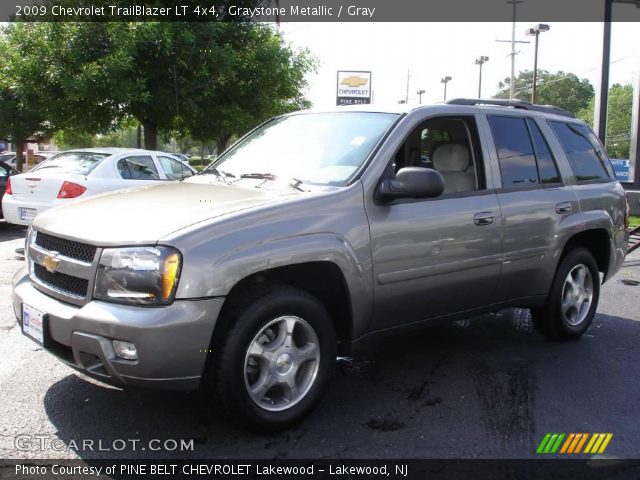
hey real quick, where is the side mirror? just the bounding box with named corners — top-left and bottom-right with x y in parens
top-left (379, 167), bottom-right (445, 200)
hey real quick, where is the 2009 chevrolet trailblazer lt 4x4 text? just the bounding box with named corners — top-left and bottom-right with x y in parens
top-left (13, 99), bottom-right (629, 430)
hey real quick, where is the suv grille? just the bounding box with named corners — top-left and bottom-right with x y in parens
top-left (35, 232), bottom-right (96, 263)
top-left (33, 263), bottom-right (89, 297)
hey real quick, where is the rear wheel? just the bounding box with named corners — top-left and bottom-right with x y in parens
top-left (532, 247), bottom-right (600, 341)
top-left (209, 284), bottom-right (336, 431)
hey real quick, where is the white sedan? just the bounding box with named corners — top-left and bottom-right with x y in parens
top-left (2, 148), bottom-right (196, 226)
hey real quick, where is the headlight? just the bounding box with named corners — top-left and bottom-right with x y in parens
top-left (94, 246), bottom-right (182, 305)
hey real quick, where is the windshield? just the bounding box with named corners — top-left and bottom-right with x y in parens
top-left (31, 151), bottom-right (110, 175)
top-left (0, 154), bottom-right (15, 162)
top-left (206, 112), bottom-right (398, 185)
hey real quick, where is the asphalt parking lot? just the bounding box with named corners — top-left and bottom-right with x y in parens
top-left (1, 220), bottom-right (639, 461)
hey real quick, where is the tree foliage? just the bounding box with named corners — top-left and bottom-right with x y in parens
top-left (577, 84), bottom-right (634, 159)
top-left (0, 18), bottom-right (315, 154)
top-left (494, 70), bottom-right (594, 115)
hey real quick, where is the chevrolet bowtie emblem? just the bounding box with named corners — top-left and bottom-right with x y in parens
top-left (43, 252), bottom-right (61, 273)
top-left (340, 76), bottom-right (368, 88)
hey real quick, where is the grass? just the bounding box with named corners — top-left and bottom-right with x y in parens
top-left (630, 216), bottom-right (640, 229)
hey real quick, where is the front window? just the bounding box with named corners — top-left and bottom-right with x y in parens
top-left (31, 151), bottom-right (109, 175)
top-left (206, 112), bottom-right (398, 186)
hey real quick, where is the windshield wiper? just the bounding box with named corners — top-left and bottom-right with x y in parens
top-left (240, 172), bottom-right (277, 181)
top-left (198, 168), bottom-right (236, 181)
top-left (240, 173), bottom-right (307, 192)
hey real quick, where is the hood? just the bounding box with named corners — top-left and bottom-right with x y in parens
top-left (33, 180), bottom-right (292, 245)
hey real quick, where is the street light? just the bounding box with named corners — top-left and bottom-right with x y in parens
top-left (416, 89), bottom-right (426, 104)
top-left (441, 76), bottom-right (452, 102)
top-left (474, 56), bottom-right (489, 98)
top-left (526, 23), bottom-right (550, 103)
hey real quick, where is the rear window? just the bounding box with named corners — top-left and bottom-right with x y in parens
top-left (549, 122), bottom-right (612, 182)
top-left (0, 154), bottom-right (15, 162)
top-left (31, 152), bottom-right (109, 175)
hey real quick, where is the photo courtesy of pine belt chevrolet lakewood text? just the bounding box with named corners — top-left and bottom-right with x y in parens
top-left (12, 99), bottom-right (629, 430)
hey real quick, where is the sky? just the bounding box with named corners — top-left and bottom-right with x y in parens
top-left (279, 22), bottom-right (640, 108)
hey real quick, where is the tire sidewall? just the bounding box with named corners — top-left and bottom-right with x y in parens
top-left (219, 288), bottom-right (336, 430)
top-left (548, 248), bottom-right (600, 337)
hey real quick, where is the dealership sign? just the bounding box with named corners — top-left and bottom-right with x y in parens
top-left (336, 71), bottom-right (372, 106)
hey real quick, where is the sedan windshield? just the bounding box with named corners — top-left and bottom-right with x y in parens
top-left (32, 151), bottom-right (110, 175)
top-left (206, 112), bottom-right (398, 186)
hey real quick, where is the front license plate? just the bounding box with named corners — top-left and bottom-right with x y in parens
top-left (19, 208), bottom-right (37, 222)
top-left (22, 304), bottom-right (45, 344)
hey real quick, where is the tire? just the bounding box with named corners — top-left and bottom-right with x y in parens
top-left (532, 247), bottom-right (600, 341)
top-left (209, 284), bottom-right (336, 431)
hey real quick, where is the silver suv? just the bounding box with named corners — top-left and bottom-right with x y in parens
top-left (13, 99), bottom-right (629, 430)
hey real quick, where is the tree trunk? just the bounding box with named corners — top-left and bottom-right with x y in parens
top-left (216, 134), bottom-right (231, 155)
top-left (15, 139), bottom-right (25, 172)
top-left (136, 124), bottom-right (142, 149)
top-left (142, 119), bottom-right (157, 150)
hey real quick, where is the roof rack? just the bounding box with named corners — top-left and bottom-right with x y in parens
top-left (446, 98), bottom-right (576, 118)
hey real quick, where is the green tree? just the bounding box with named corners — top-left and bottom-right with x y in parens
top-left (577, 83), bottom-right (633, 159)
top-left (494, 70), bottom-right (594, 115)
top-left (3, 20), bottom-right (315, 152)
top-left (0, 27), bottom-right (53, 171)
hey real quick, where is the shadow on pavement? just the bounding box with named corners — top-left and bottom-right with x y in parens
top-left (42, 309), bottom-right (640, 460)
top-left (0, 221), bottom-right (27, 242)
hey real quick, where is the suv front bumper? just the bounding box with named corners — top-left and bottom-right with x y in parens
top-left (12, 266), bottom-right (224, 390)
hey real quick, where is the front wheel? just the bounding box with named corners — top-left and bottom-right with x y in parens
top-left (209, 284), bottom-right (336, 431)
top-left (532, 247), bottom-right (600, 341)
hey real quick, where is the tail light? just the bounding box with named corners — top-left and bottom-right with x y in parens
top-left (624, 194), bottom-right (630, 229)
top-left (4, 177), bottom-right (11, 195)
top-left (57, 181), bottom-right (86, 199)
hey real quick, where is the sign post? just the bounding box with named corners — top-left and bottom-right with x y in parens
top-left (336, 71), bottom-right (372, 106)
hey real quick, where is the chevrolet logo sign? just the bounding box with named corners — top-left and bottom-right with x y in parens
top-left (340, 76), bottom-right (368, 88)
top-left (43, 253), bottom-right (60, 273)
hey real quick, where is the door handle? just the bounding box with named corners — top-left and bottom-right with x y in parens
top-left (555, 202), bottom-right (573, 215)
top-left (474, 212), bottom-right (494, 226)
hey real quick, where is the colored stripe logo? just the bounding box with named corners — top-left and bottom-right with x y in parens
top-left (537, 433), bottom-right (613, 454)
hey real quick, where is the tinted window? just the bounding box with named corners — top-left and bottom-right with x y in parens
top-left (549, 121), bottom-right (611, 182)
top-left (158, 156), bottom-right (192, 180)
top-left (117, 156), bottom-right (160, 180)
top-left (527, 119), bottom-right (561, 184)
top-left (489, 116), bottom-right (539, 187)
top-left (0, 163), bottom-right (9, 177)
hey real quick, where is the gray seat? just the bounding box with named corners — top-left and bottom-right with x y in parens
top-left (432, 144), bottom-right (476, 193)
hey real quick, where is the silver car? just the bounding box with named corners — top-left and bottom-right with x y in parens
top-left (12, 100), bottom-right (629, 430)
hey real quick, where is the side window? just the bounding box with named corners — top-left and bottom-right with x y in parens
top-left (392, 116), bottom-right (482, 194)
top-left (0, 164), bottom-right (9, 177)
top-left (526, 119), bottom-right (561, 184)
top-left (117, 156), bottom-right (159, 180)
top-left (488, 116), bottom-right (539, 187)
top-left (549, 121), bottom-right (611, 182)
top-left (158, 156), bottom-right (192, 180)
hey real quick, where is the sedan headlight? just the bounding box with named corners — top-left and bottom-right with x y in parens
top-left (94, 246), bottom-right (182, 305)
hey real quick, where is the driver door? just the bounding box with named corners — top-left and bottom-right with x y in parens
top-left (365, 115), bottom-right (503, 329)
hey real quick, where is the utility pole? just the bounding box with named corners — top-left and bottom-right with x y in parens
top-left (496, 0), bottom-right (528, 99)
top-left (475, 56), bottom-right (489, 98)
top-left (441, 76), bottom-right (452, 102)
top-left (416, 89), bottom-right (426, 104)
top-left (405, 69), bottom-right (410, 104)
top-left (526, 24), bottom-right (550, 103)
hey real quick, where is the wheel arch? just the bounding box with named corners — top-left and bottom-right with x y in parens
top-left (560, 228), bottom-right (612, 282)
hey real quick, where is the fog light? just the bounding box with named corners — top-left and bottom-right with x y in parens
top-left (113, 340), bottom-right (138, 360)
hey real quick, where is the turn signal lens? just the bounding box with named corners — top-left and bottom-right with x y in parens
top-left (57, 181), bottom-right (86, 199)
top-left (162, 252), bottom-right (181, 301)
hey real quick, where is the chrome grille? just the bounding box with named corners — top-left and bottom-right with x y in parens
top-left (35, 232), bottom-right (96, 263)
top-left (33, 264), bottom-right (89, 297)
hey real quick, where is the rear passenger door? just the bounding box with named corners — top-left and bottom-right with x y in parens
top-left (116, 154), bottom-right (165, 188)
top-left (483, 115), bottom-right (579, 301)
top-left (367, 115), bottom-right (503, 329)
